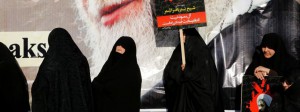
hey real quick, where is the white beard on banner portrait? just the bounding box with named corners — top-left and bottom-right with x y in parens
top-left (75, 0), bottom-right (175, 89)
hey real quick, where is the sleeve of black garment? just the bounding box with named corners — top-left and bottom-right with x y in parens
top-left (163, 52), bottom-right (182, 111)
top-left (283, 55), bottom-right (300, 75)
top-left (183, 50), bottom-right (206, 82)
top-left (0, 61), bottom-right (30, 112)
top-left (65, 61), bottom-right (93, 112)
top-left (268, 69), bottom-right (278, 76)
top-left (78, 60), bottom-right (94, 112)
top-left (126, 71), bottom-right (142, 111)
top-left (245, 49), bottom-right (260, 76)
top-left (163, 45), bottom-right (186, 112)
top-left (32, 71), bottom-right (49, 112)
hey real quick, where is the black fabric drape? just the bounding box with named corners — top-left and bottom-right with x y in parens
top-left (31, 28), bottom-right (93, 112)
top-left (92, 36), bottom-right (142, 112)
top-left (163, 28), bottom-right (224, 112)
top-left (0, 42), bottom-right (30, 112)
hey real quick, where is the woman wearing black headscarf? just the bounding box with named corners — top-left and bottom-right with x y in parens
top-left (281, 69), bottom-right (300, 111)
top-left (0, 42), bottom-right (30, 112)
top-left (163, 28), bottom-right (224, 112)
top-left (31, 28), bottom-right (93, 112)
top-left (92, 36), bottom-right (142, 112)
top-left (269, 69), bottom-right (300, 112)
top-left (244, 33), bottom-right (299, 112)
top-left (245, 33), bottom-right (299, 79)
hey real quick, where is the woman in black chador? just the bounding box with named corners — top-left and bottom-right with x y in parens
top-left (245, 33), bottom-right (299, 79)
top-left (163, 28), bottom-right (224, 112)
top-left (281, 70), bottom-right (300, 112)
top-left (31, 28), bottom-right (93, 112)
top-left (92, 36), bottom-right (142, 112)
top-left (0, 42), bottom-right (30, 112)
top-left (244, 33), bottom-right (299, 112)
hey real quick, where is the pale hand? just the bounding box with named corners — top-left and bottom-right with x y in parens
top-left (181, 64), bottom-right (186, 71)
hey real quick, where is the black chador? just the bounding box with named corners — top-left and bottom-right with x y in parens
top-left (92, 36), bottom-right (142, 112)
top-left (0, 42), bottom-right (30, 112)
top-left (31, 28), bottom-right (93, 112)
top-left (163, 28), bottom-right (224, 112)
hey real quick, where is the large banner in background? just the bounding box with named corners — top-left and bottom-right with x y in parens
top-left (1, 0), bottom-right (300, 111)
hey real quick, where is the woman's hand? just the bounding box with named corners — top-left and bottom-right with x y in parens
top-left (254, 71), bottom-right (266, 80)
top-left (254, 66), bottom-right (270, 80)
top-left (254, 66), bottom-right (270, 75)
top-left (181, 64), bottom-right (185, 71)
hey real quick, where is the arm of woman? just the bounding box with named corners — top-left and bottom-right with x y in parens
top-left (254, 66), bottom-right (278, 76)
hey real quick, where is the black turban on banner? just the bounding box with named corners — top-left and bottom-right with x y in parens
top-left (92, 36), bottom-right (142, 112)
top-left (31, 28), bottom-right (93, 112)
top-left (0, 42), bottom-right (30, 112)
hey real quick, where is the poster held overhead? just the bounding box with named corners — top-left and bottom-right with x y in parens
top-left (155, 0), bottom-right (207, 66)
top-left (155, 0), bottom-right (207, 30)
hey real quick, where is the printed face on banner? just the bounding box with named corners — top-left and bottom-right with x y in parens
top-left (75, 0), bottom-right (176, 92)
top-left (242, 76), bottom-right (283, 112)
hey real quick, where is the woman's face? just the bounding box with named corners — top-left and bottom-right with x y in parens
top-left (282, 81), bottom-right (292, 91)
top-left (262, 47), bottom-right (275, 58)
top-left (116, 45), bottom-right (125, 54)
